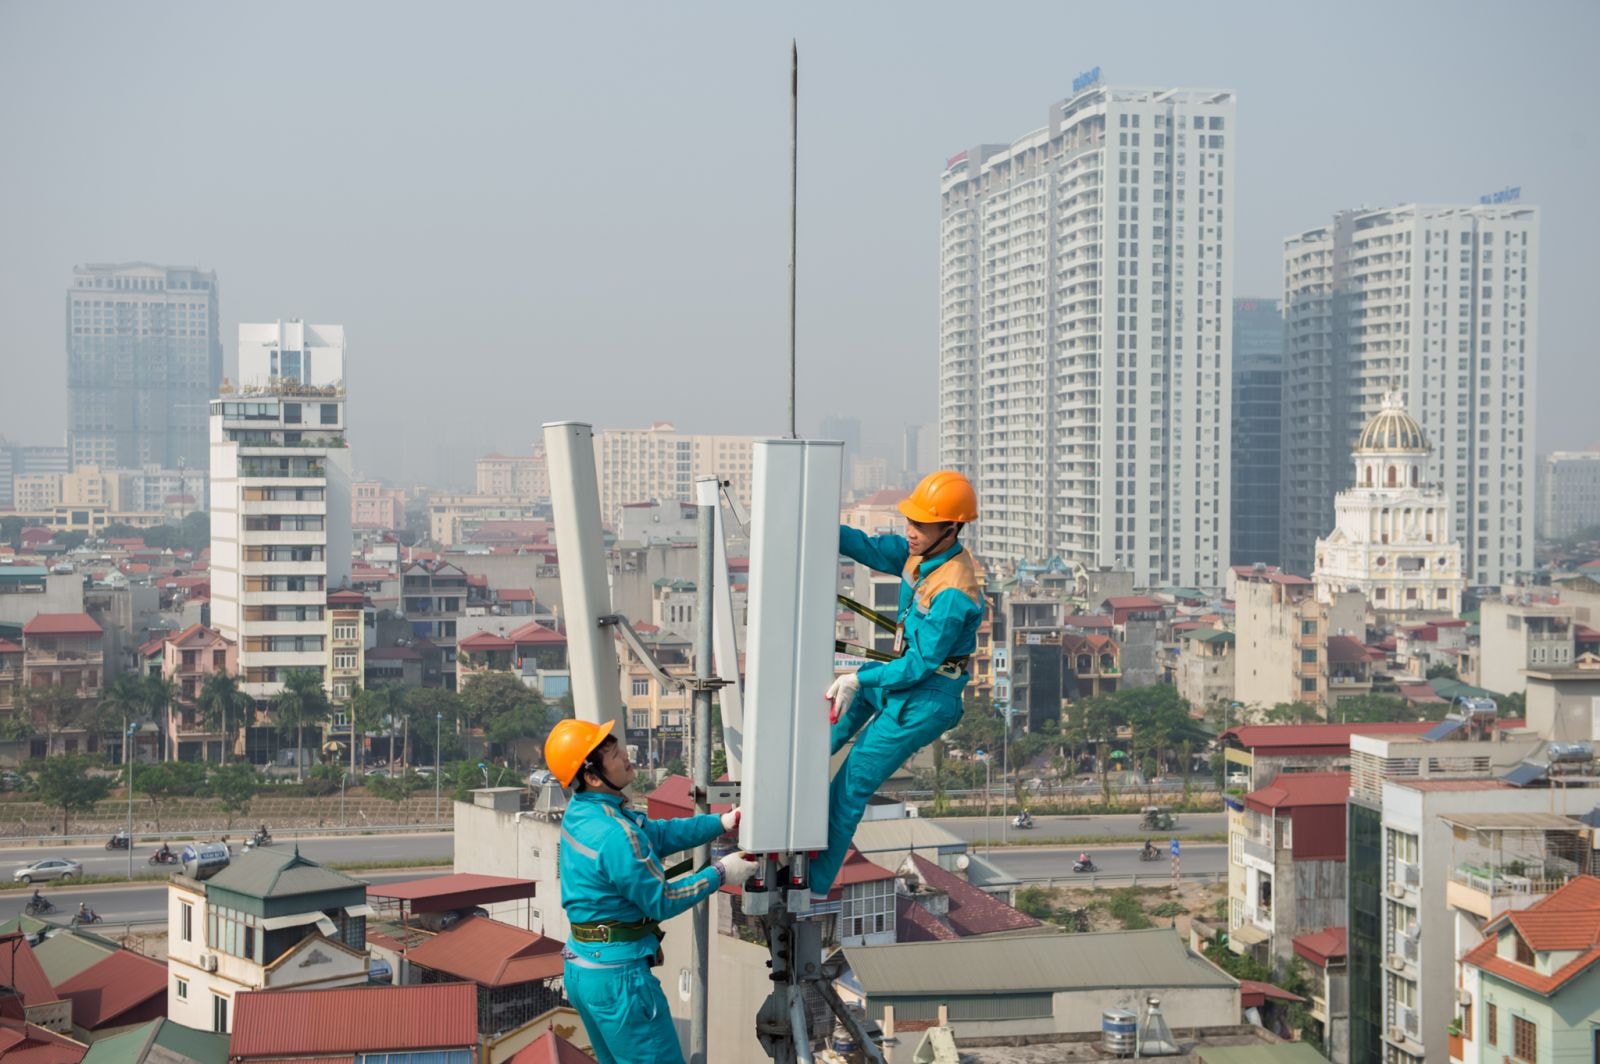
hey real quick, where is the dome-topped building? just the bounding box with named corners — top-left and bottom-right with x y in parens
top-left (1314, 393), bottom-right (1463, 618)
top-left (1355, 393), bottom-right (1429, 453)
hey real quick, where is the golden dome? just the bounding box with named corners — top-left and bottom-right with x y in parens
top-left (1355, 393), bottom-right (1429, 453)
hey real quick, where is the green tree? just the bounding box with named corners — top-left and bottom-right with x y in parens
top-left (19, 685), bottom-right (85, 754)
top-left (404, 686), bottom-right (463, 763)
top-left (198, 670), bottom-right (249, 764)
top-left (271, 669), bottom-right (329, 780)
top-left (53, 530), bottom-right (89, 551)
top-left (141, 674), bottom-right (180, 759)
top-left (368, 772), bottom-right (423, 804)
top-left (346, 685), bottom-right (385, 779)
top-left (1264, 701), bottom-right (1317, 725)
top-left (177, 511), bottom-right (210, 552)
top-left (1426, 662), bottom-right (1460, 681)
top-left (31, 755), bottom-right (112, 835)
top-left (98, 674), bottom-right (149, 761)
top-left (207, 763), bottom-right (261, 827)
top-left (133, 760), bottom-right (207, 832)
top-left (1330, 693), bottom-right (1414, 724)
top-left (1497, 691), bottom-right (1526, 719)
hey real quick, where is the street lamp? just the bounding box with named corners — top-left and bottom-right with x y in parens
top-left (978, 750), bottom-right (992, 856)
top-left (126, 722), bottom-right (138, 880)
top-left (340, 770), bottom-right (349, 827)
top-left (434, 713), bottom-right (442, 823)
top-left (1000, 706), bottom-right (1011, 845)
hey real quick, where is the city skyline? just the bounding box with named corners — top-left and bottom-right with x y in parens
top-left (2, 2), bottom-right (1596, 489)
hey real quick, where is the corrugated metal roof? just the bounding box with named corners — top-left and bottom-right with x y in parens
top-left (1438, 812), bottom-right (1582, 831)
top-left (1241, 771), bottom-right (1349, 813)
top-left (405, 916), bottom-right (563, 987)
top-left (56, 949), bottom-right (166, 1029)
top-left (21, 613), bottom-right (102, 636)
top-left (903, 854), bottom-right (1044, 937)
top-left (845, 928), bottom-right (1237, 996)
top-left (204, 847), bottom-right (364, 901)
top-left (0, 932), bottom-right (61, 1006)
top-left (367, 873), bottom-right (538, 912)
top-left (32, 931), bottom-right (116, 986)
top-left (229, 983), bottom-right (477, 1057)
top-left (80, 1018), bottom-right (228, 1064)
top-left (507, 1031), bottom-right (599, 1064)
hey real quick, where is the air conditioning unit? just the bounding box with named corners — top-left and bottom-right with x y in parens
top-left (1388, 953), bottom-right (1407, 972)
top-left (1388, 881), bottom-right (1408, 899)
top-left (1387, 1026), bottom-right (1406, 1045)
top-left (1456, 987), bottom-right (1473, 1006)
top-left (199, 954), bottom-right (219, 972)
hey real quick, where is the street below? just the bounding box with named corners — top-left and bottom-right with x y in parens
top-left (989, 842), bottom-right (1227, 884)
top-left (929, 811), bottom-right (1225, 845)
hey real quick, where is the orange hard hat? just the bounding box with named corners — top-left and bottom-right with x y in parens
top-left (543, 718), bottom-right (615, 788)
top-left (899, 470), bottom-right (978, 524)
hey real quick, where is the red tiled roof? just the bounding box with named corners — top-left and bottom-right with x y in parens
top-left (367, 873), bottom-right (538, 911)
top-left (1063, 614), bottom-right (1114, 628)
top-left (367, 647), bottom-right (422, 661)
top-left (55, 949), bottom-right (165, 1029)
top-left (1463, 876), bottom-right (1600, 995)
top-left (327, 589), bottom-right (365, 607)
top-left (895, 896), bottom-right (960, 943)
top-left (0, 640), bottom-right (22, 654)
top-left (458, 631), bottom-right (516, 651)
top-left (1105, 596), bottom-right (1164, 609)
top-left (1397, 683), bottom-right (1447, 704)
top-left (509, 622), bottom-right (566, 645)
top-left (1239, 979), bottom-right (1305, 1008)
top-left (646, 774), bottom-right (733, 821)
top-left (1293, 927), bottom-right (1348, 967)
top-left (22, 613), bottom-right (102, 637)
top-left (1326, 635), bottom-right (1375, 664)
top-left (1243, 771), bottom-right (1349, 814)
top-left (508, 1032), bottom-right (599, 1064)
top-left (0, 933), bottom-right (58, 1007)
top-left (405, 917), bottom-right (563, 987)
top-left (229, 983), bottom-right (478, 1057)
top-left (0, 1019), bottom-right (84, 1064)
top-left (905, 854), bottom-right (1042, 937)
top-left (497, 588), bottom-right (535, 602)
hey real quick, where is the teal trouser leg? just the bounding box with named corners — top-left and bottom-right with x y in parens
top-left (810, 692), bottom-right (964, 894)
top-left (565, 957), bottom-right (685, 1064)
top-left (830, 685), bottom-right (883, 755)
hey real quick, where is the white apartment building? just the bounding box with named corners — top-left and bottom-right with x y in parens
top-left (1313, 394), bottom-right (1463, 619)
top-left (1537, 449), bottom-right (1600, 541)
top-left (167, 849), bottom-right (372, 1033)
top-left (940, 84), bottom-right (1236, 588)
top-left (1282, 204), bottom-right (1539, 585)
top-left (210, 321), bottom-right (353, 702)
top-left (593, 423), bottom-right (755, 528)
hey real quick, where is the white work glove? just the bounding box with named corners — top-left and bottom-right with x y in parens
top-left (825, 673), bottom-right (860, 725)
top-left (720, 806), bottom-right (741, 833)
top-left (716, 852), bottom-right (758, 888)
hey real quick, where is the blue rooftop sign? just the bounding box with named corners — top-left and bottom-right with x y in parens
top-left (1479, 186), bottom-right (1521, 205)
top-left (1072, 66), bottom-right (1102, 94)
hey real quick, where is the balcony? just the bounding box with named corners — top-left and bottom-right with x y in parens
top-left (1236, 834), bottom-right (1272, 868)
top-left (1446, 863), bottom-right (1573, 920)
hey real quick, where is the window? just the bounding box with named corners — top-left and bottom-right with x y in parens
top-left (321, 403), bottom-right (339, 425)
top-left (1511, 1015), bottom-right (1535, 1060)
top-left (180, 902), bottom-right (193, 942)
top-left (333, 622), bottom-right (359, 641)
top-left (334, 651), bottom-right (358, 670)
top-left (212, 993), bottom-right (229, 1033)
top-left (1514, 933), bottom-right (1534, 965)
top-left (1486, 1002), bottom-right (1497, 1045)
top-left (176, 977), bottom-right (188, 1000)
top-left (632, 679), bottom-right (649, 697)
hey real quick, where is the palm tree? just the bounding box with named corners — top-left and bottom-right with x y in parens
top-left (99, 675), bottom-right (148, 764)
top-left (18, 684), bottom-right (80, 756)
top-left (198, 671), bottom-right (248, 765)
top-left (272, 669), bottom-right (329, 781)
top-left (347, 685), bottom-right (383, 781)
top-left (141, 674), bottom-right (180, 761)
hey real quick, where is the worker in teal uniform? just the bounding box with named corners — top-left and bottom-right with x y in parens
top-left (546, 718), bottom-right (756, 1064)
top-left (812, 470), bottom-right (984, 895)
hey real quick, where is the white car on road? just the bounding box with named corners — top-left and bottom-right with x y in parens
top-left (13, 858), bottom-right (83, 884)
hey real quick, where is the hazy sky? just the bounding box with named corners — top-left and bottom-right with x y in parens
top-left (3, 0), bottom-right (1595, 486)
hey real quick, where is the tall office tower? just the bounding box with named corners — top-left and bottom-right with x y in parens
top-left (0, 442), bottom-right (69, 509)
top-left (1281, 205), bottom-right (1539, 585)
top-left (67, 263), bottom-right (221, 471)
top-left (1230, 298), bottom-right (1283, 566)
top-left (210, 321), bottom-right (353, 705)
top-left (939, 83), bottom-right (1236, 587)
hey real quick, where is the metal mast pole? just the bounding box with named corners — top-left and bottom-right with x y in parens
top-left (787, 41), bottom-right (798, 440)
top-left (689, 497), bottom-right (716, 1064)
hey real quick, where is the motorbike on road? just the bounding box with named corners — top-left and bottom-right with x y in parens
top-left (24, 897), bottom-right (57, 916)
top-left (1012, 814), bottom-right (1034, 830)
top-left (105, 830), bottom-right (131, 851)
top-left (244, 827), bottom-right (273, 851)
top-left (71, 907), bottom-right (103, 926)
top-left (1139, 843), bottom-right (1162, 862)
top-left (149, 845), bottom-right (179, 865)
top-left (1072, 858), bottom-right (1098, 874)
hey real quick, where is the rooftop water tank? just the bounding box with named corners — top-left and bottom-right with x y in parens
top-left (1102, 1008), bottom-right (1137, 1058)
top-left (180, 842), bottom-right (231, 880)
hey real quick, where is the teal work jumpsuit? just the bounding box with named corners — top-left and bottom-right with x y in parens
top-left (810, 527), bottom-right (984, 894)
top-left (559, 791), bottom-right (726, 1064)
